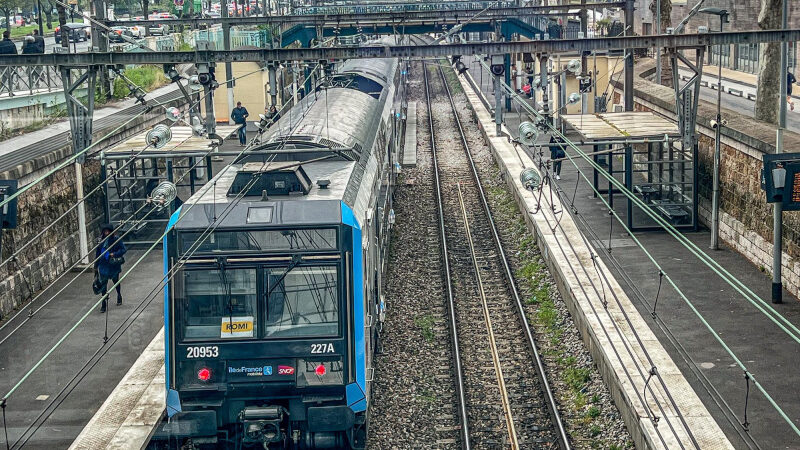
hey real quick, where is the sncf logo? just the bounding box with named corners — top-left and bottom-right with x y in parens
top-left (278, 365), bottom-right (295, 375)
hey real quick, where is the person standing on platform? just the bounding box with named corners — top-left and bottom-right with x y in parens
top-left (231, 101), bottom-right (250, 146)
top-left (549, 135), bottom-right (566, 180)
top-left (787, 69), bottom-right (797, 111)
top-left (94, 224), bottom-right (127, 313)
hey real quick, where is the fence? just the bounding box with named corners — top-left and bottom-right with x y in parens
top-left (0, 65), bottom-right (68, 97)
top-left (723, 42), bottom-right (798, 74)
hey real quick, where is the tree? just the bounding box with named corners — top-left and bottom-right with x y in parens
top-left (649, 0), bottom-right (673, 87)
top-left (0, 0), bottom-right (21, 31)
top-left (43, 0), bottom-right (54, 29)
top-left (56, 0), bottom-right (68, 48)
top-left (141, 0), bottom-right (148, 35)
top-left (754, 0), bottom-right (782, 124)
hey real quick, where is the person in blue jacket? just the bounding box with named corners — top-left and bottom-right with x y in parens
top-left (94, 223), bottom-right (127, 313)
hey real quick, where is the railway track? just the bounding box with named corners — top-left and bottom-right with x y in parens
top-left (424, 61), bottom-right (569, 449)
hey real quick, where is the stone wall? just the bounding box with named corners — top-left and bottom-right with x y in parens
top-left (0, 94), bottom-right (187, 318)
top-left (611, 60), bottom-right (800, 297)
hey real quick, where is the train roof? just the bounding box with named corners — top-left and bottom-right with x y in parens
top-left (174, 160), bottom-right (358, 230)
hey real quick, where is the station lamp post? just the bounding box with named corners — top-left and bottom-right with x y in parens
top-left (699, 7), bottom-right (728, 251)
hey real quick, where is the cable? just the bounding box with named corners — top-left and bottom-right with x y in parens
top-left (1, 61), bottom-right (325, 404)
top-left (477, 61), bottom-right (800, 437)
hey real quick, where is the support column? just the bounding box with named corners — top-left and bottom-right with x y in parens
top-left (540, 54), bottom-right (550, 123)
top-left (624, 0), bottom-right (635, 111)
top-left (91, 0), bottom-right (111, 99)
top-left (60, 66), bottom-right (96, 266)
top-left (222, 0), bottom-right (235, 122)
top-left (269, 63), bottom-right (278, 107)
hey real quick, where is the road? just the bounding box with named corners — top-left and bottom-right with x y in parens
top-left (679, 67), bottom-right (800, 133)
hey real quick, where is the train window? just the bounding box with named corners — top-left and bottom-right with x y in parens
top-left (180, 229), bottom-right (337, 254)
top-left (265, 266), bottom-right (339, 338)
top-left (180, 268), bottom-right (258, 341)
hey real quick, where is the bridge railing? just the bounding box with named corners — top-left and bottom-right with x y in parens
top-left (293, 1), bottom-right (516, 15)
top-left (0, 65), bottom-right (67, 97)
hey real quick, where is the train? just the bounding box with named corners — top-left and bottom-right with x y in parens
top-left (156, 56), bottom-right (407, 448)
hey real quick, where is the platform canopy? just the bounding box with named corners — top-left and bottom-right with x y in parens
top-left (560, 112), bottom-right (680, 141)
top-left (103, 125), bottom-right (240, 158)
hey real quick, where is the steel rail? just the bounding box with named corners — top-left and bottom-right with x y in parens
top-left (455, 182), bottom-right (520, 449)
top-left (423, 61), bottom-right (471, 450)
top-left (106, 3), bottom-right (624, 27)
top-left (436, 64), bottom-right (571, 449)
top-left (1, 30), bottom-right (797, 66)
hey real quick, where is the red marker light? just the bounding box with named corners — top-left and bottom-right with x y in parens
top-left (197, 368), bottom-right (211, 381)
top-left (314, 364), bottom-right (326, 376)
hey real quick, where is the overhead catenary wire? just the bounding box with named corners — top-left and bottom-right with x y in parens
top-left (1, 61), bottom-right (327, 406)
top-left (475, 60), bottom-right (800, 438)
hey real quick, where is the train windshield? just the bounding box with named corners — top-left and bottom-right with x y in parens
top-left (178, 265), bottom-right (339, 341)
top-left (180, 268), bottom-right (259, 341)
top-left (265, 266), bottom-right (339, 338)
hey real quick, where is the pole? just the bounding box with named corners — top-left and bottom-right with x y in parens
top-left (540, 54), bottom-right (550, 122)
top-left (773, 0), bottom-right (789, 303)
top-left (710, 18), bottom-right (723, 250)
top-left (36, 0), bottom-right (44, 36)
top-left (655, 0), bottom-right (661, 84)
top-left (623, 0), bottom-right (634, 111)
top-left (74, 162), bottom-right (90, 266)
top-left (494, 73), bottom-right (502, 135)
top-left (221, 0), bottom-right (235, 123)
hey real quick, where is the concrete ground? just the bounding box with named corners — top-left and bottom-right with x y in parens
top-left (0, 137), bottom-right (242, 449)
top-left (467, 58), bottom-right (800, 449)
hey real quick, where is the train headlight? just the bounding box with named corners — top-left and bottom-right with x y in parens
top-left (197, 367), bottom-right (212, 381)
top-left (296, 359), bottom-right (343, 387)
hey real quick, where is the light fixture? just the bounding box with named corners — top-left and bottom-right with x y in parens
top-left (773, 166), bottom-right (787, 190)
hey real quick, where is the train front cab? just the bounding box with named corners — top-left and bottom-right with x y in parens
top-left (161, 201), bottom-right (377, 449)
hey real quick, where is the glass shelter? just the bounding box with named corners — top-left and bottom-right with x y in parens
top-left (99, 125), bottom-right (239, 244)
top-left (561, 112), bottom-right (695, 231)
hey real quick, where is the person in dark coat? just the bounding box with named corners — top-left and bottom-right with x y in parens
top-left (0, 31), bottom-right (17, 55)
top-left (32, 29), bottom-right (45, 53)
top-left (21, 36), bottom-right (38, 54)
top-left (230, 101), bottom-right (249, 146)
top-left (788, 69), bottom-right (797, 111)
top-left (265, 104), bottom-right (280, 127)
top-left (94, 223), bottom-right (127, 313)
top-left (549, 135), bottom-right (566, 180)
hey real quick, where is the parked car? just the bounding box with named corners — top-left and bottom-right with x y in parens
top-left (54, 22), bottom-right (90, 43)
top-left (126, 24), bottom-right (145, 38)
top-left (147, 23), bottom-right (170, 36)
top-left (108, 26), bottom-right (134, 43)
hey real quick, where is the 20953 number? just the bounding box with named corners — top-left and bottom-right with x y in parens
top-left (186, 346), bottom-right (219, 358)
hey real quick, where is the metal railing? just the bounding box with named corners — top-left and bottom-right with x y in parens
top-left (293, 1), bottom-right (516, 15)
top-left (0, 65), bottom-right (68, 97)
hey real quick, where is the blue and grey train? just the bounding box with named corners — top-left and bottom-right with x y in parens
top-left (157, 57), bottom-right (406, 448)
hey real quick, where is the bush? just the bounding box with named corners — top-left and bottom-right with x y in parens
top-left (112, 65), bottom-right (167, 99)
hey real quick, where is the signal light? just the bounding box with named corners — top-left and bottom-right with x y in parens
top-left (198, 368), bottom-right (211, 381)
top-left (314, 364), bottom-right (326, 376)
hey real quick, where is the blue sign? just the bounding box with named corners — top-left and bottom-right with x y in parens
top-left (263, 365), bottom-right (273, 375)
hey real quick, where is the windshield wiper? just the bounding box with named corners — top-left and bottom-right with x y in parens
top-left (266, 255), bottom-right (303, 300)
top-left (216, 257), bottom-right (234, 328)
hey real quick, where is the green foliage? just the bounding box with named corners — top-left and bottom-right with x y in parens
top-left (112, 65), bottom-right (167, 98)
top-left (586, 406), bottom-right (601, 419)
top-left (414, 314), bottom-right (435, 342)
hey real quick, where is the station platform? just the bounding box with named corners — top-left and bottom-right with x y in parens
top-left (465, 59), bottom-right (800, 448)
top-left (0, 135), bottom-right (244, 449)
